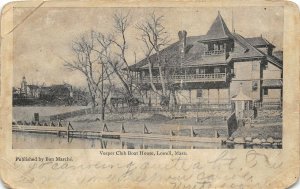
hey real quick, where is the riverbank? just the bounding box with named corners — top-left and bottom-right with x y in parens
top-left (13, 106), bottom-right (282, 148)
top-left (226, 124), bottom-right (282, 147)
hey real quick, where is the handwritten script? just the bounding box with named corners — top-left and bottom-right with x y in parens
top-left (3, 150), bottom-right (283, 188)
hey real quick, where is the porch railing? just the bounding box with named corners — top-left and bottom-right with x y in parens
top-left (134, 73), bottom-right (227, 84)
top-left (203, 49), bottom-right (225, 56)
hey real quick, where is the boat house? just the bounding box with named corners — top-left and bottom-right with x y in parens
top-left (128, 12), bottom-right (283, 108)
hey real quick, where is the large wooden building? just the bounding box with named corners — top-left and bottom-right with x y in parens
top-left (129, 12), bottom-right (283, 107)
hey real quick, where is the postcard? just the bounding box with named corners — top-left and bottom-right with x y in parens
top-left (0, 0), bottom-right (299, 188)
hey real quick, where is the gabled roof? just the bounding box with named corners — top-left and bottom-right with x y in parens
top-left (228, 33), bottom-right (265, 61)
top-left (254, 48), bottom-right (283, 69)
top-left (266, 54), bottom-right (283, 68)
top-left (129, 36), bottom-right (204, 71)
top-left (246, 36), bottom-right (275, 48)
top-left (273, 51), bottom-right (283, 61)
top-left (129, 12), bottom-right (282, 71)
top-left (200, 11), bottom-right (233, 42)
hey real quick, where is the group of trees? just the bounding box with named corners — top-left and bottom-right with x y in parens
top-left (65, 11), bottom-right (176, 119)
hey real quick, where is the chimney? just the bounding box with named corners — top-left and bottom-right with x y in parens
top-left (178, 30), bottom-right (187, 59)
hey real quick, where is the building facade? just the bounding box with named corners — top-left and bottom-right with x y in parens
top-left (128, 12), bottom-right (283, 107)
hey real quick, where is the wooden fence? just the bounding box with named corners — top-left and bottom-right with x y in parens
top-left (43, 101), bottom-right (280, 121)
top-left (44, 104), bottom-right (232, 121)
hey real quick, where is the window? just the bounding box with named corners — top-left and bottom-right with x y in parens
top-left (263, 88), bottom-right (268, 96)
top-left (200, 69), bottom-right (205, 74)
top-left (214, 44), bottom-right (218, 50)
top-left (196, 89), bottom-right (202, 98)
top-left (214, 67), bottom-right (221, 73)
top-left (196, 68), bottom-right (199, 74)
top-left (231, 68), bottom-right (235, 78)
top-left (252, 63), bottom-right (258, 71)
top-left (208, 43), bottom-right (213, 51)
top-left (219, 44), bottom-right (224, 50)
top-left (252, 81), bottom-right (258, 91)
top-left (264, 63), bottom-right (268, 70)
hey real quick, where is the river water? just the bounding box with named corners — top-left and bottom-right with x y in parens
top-left (12, 132), bottom-right (280, 149)
top-left (13, 132), bottom-right (227, 149)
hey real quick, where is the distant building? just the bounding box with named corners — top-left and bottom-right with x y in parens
top-left (14, 77), bottom-right (86, 105)
top-left (39, 84), bottom-right (73, 102)
top-left (19, 76), bottom-right (40, 98)
top-left (13, 87), bottom-right (20, 99)
top-left (128, 12), bottom-right (283, 107)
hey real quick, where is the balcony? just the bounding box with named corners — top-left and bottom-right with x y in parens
top-left (134, 73), bottom-right (227, 84)
top-left (203, 49), bottom-right (225, 56)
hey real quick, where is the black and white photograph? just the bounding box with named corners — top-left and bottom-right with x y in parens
top-left (12, 6), bottom-right (283, 149)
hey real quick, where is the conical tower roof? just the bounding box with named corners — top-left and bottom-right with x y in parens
top-left (201, 11), bottom-right (232, 42)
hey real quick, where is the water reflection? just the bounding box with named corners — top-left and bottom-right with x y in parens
top-left (12, 132), bottom-right (280, 149)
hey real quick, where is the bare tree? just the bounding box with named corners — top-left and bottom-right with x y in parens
top-left (136, 12), bottom-right (172, 107)
top-left (97, 12), bottom-right (139, 107)
top-left (64, 31), bottom-right (113, 117)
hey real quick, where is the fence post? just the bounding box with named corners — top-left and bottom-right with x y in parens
top-left (120, 123), bottom-right (125, 133)
top-left (67, 124), bottom-right (70, 143)
top-left (103, 123), bottom-right (109, 132)
top-left (68, 122), bottom-right (74, 130)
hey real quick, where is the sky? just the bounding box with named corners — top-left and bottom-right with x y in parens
top-left (13, 6), bottom-right (283, 88)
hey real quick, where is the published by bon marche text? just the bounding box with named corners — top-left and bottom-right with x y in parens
top-left (99, 150), bottom-right (188, 156)
top-left (15, 156), bottom-right (73, 162)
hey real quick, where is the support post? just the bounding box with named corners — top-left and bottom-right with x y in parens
top-left (208, 89), bottom-right (210, 104)
top-left (189, 89), bottom-right (191, 104)
top-left (218, 88), bottom-right (220, 105)
top-left (143, 124), bottom-right (149, 134)
top-left (191, 126), bottom-right (195, 137)
top-left (215, 130), bottom-right (220, 138)
top-left (228, 83), bottom-right (231, 102)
